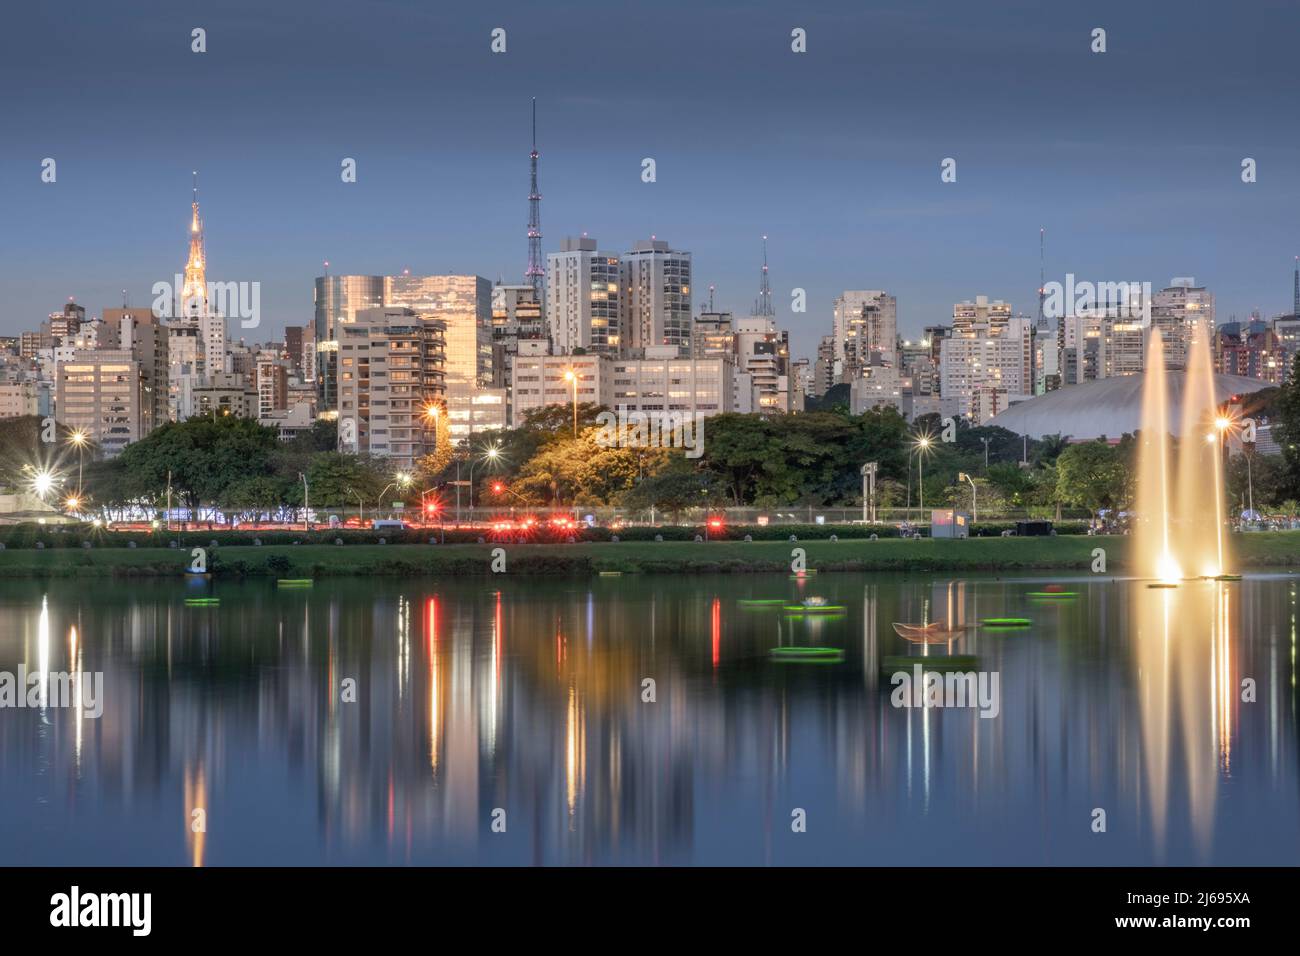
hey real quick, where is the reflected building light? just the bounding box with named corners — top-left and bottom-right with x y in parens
top-left (711, 597), bottom-right (721, 670)
top-left (184, 764), bottom-right (207, 868)
top-left (566, 684), bottom-right (585, 826)
top-left (70, 626), bottom-right (83, 764)
top-left (1215, 585), bottom-right (1232, 773)
top-left (426, 597), bottom-right (441, 775)
top-left (396, 595), bottom-right (410, 700)
top-left (37, 596), bottom-right (50, 711)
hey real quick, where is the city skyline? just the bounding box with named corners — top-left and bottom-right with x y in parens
top-left (4, 0), bottom-right (1300, 360)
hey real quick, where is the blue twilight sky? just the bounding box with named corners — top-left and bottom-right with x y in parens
top-left (1, 0), bottom-right (1297, 359)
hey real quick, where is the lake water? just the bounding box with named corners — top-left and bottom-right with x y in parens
top-left (1, 572), bottom-right (1296, 866)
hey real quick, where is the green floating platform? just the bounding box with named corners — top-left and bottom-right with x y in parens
top-left (1027, 591), bottom-right (1077, 598)
top-left (881, 654), bottom-right (978, 673)
top-left (784, 604), bottom-right (846, 613)
top-left (1215, 574), bottom-right (1242, 582)
top-left (770, 646), bottom-right (844, 664)
top-left (277, 579), bottom-right (313, 587)
top-left (739, 599), bottom-right (787, 607)
top-left (184, 598), bottom-right (220, 606)
top-left (598, 571), bottom-right (623, 577)
top-left (1147, 583), bottom-right (1178, 589)
top-left (982, 617), bottom-right (1031, 627)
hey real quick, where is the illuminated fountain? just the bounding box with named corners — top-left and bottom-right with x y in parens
top-left (1133, 326), bottom-right (1232, 582)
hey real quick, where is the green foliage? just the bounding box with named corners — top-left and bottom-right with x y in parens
top-left (1055, 440), bottom-right (1127, 517)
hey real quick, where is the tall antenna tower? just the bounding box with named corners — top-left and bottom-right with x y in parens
top-left (524, 98), bottom-right (545, 303)
top-left (754, 235), bottom-right (774, 317)
top-left (1037, 227), bottom-right (1046, 330)
top-left (1293, 255), bottom-right (1298, 317)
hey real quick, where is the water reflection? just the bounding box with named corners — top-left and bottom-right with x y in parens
top-left (0, 573), bottom-right (1296, 866)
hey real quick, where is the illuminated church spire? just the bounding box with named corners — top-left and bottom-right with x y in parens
top-left (181, 171), bottom-right (207, 315)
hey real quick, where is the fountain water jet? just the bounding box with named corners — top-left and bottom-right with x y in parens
top-left (1135, 330), bottom-right (1180, 582)
top-left (1134, 327), bottom-right (1232, 581)
top-left (1175, 325), bottom-right (1228, 577)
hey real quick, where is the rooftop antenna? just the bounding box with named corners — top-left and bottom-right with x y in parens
top-left (1037, 227), bottom-right (1046, 330)
top-left (709, 284), bottom-right (715, 312)
top-left (524, 98), bottom-right (545, 302)
top-left (755, 235), bottom-right (774, 317)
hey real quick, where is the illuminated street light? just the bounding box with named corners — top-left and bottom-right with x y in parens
top-left (910, 433), bottom-right (935, 523)
top-left (468, 445), bottom-right (502, 512)
top-left (563, 369), bottom-right (578, 438)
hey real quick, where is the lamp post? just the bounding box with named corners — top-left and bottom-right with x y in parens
top-left (299, 472), bottom-right (310, 530)
top-left (345, 485), bottom-right (364, 525)
top-left (563, 369), bottom-right (579, 438)
top-left (377, 472), bottom-right (413, 518)
top-left (468, 445), bottom-right (501, 514)
top-left (861, 461), bottom-right (878, 524)
top-left (912, 435), bottom-right (933, 528)
top-left (68, 428), bottom-right (88, 494)
top-left (958, 471), bottom-right (977, 523)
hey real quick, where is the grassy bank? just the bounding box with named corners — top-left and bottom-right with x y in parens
top-left (1, 532), bottom-right (1298, 578)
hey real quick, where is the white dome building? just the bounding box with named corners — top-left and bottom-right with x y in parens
top-left (986, 372), bottom-right (1271, 440)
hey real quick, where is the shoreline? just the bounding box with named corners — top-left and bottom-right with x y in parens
top-left (1, 532), bottom-right (1298, 578)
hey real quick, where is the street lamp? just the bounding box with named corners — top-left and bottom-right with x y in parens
top-left (68, 428), bottom-right (88, 493)
top-left (563, 369), bottom-right (579, 438)
top-left (377, 472), bottom-right (413, 514)
top-left (469, 445), bottom-right (501, 513)
top-left (957, 471), bottom-right (977, 523)
top-left (298, 472), bottom-right (310, 530)
top-left (910, 434), bottom-right (934, 527)
top-left (345, 485), bottom-right (364, 525)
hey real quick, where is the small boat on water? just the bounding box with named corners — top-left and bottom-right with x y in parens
top-left (892, 622), bottom-right (973, 644)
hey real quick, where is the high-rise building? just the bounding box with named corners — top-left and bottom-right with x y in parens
top-left (692, 310), bottom-right (735, 360)
top-left (336, 306), bottom-right (446, 470)
top-left (1151, 278), bottom-right (1214, 370)
top-left (952, 296), bottom-right (1011, 337)
top-left (55, 310), bottom-right (168, 457)
top-left (492, 282), bottom-right (545, 376)
top-left (547, 237), bottom-right (621, 355)
top-left (383, 274), bottom-right (492, 390)
top-left (734, 315), bottom-right (791, 413)
top-left (256, 358), bottom-right (290, 418)
top-left (314, 275), bottom-right (385, 344)
top-left (1216, 319), bottom-right (1286, 383)
top-left (48, 302), bottom-right (86, 343)
top-left (939, 316), bottom-right (1033, 422)
top-left (610, 348), bottom-right (735, 417)
top-left (105, 307), bottom-right (170, 434)
top-left (813, 335), bottom-right (836, 396)
top-left (621, 239), bottom-right (692, 356)
top-left (833, 291), bottom-right (897, 380)
top-left (314, 274), bottom-right (489, 411)
top-left (314, 274), bottom-right (384, 412)
top-left (509, 353), bottom-right (610, 427)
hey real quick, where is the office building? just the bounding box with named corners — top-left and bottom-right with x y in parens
top-left (547, 238), bottom-right (621, 355)
top-left (621, 239), bottom-right (691, 355)
top-left (336, 306), bottom-right (447, 470)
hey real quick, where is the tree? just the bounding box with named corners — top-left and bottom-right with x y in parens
top-left (1274, 354), bottom-right (1300, 500)
top-left (304, 453), bottom-right (387, 508)
top-left (109, 416), bottom-right (282, 514)
top-left (1055, 440), bottom-right (1126, 520)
